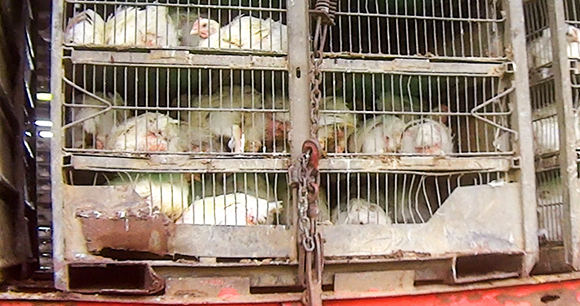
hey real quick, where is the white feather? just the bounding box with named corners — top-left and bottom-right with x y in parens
top-left (349, 115), bottom-right (406, 153)
top-left (528, 25), bottom-right (580, 69)
top-left (533, 112), bottom-right (580, 154)
top-left (107, 112), bottom-right (183, 152)
top-left (70, 92), bottom-right (124, 148)
top-left (332, 199), bottom-right (391, 225)
top-left (400, 119), bottom-right (454, 155)
top-left (177, 193), bottom-right (283, 226)
top-left (65, 9), bottom-right (106, 45)
top-left (106, 5), bottom-right (178, 47)
top-left (197, 16), bottom-right (287, 51)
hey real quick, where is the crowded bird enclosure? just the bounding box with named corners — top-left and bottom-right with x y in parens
top-left (524, 0), bottom-right (580, 266)
top-left (50, 0), bottom-right (549, 294)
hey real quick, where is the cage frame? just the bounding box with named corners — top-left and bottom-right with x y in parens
top-left (50, 0), bottom-right (540, 293)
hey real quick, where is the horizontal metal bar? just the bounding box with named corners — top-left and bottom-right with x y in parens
top-left (325, 53), bottom-right (508, 63)
top-left (70, 155), bottom-right (290, 172)
top-left (320, 157), bottom-right (513, 172)
top-left (320, 58), bottom-right (507, 76)
top-left (334, 11), bottom-right (505, 23)
top-left (70, 155), bottom-right (513, 173)
top-left (69, 50), bottom-right (288, 70)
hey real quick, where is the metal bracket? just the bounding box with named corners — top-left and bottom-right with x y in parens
top-left (309, 0), bottom-right (337, 26)
top-left (570, 59), bottom-right (580, 75)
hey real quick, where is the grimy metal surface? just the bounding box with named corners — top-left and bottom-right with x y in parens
top-left (4, 274), bottom-right (580, 305)
top-left (50, 0), bottom-right (66, 291)
top-left (505, 0), bottom-right (539, 275)
top-left (548, 0), bottom-right (580, 270)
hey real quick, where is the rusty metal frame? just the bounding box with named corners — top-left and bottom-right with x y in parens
top-left (547, 0), bottom-right (580, 270)
top-left (505, 0), bottom-right (539, 275)
top-left (50, 0), bottom-right (66, 291)
top-left (287, 0), bottom-right (312, 266)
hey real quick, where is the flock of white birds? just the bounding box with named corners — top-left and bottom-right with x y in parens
top-left (65, 4), bottom-right (580, 227)
top-left (65, 5), bottom-right (288, 51)
top-left (528, 24), bottom-right (580, 155)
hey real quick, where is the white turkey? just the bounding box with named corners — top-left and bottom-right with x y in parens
top-left (348, 115), bottom-right (406, 154)
top-left (109, 173), bottom-right (191, 222)
top-left (70, 91), bottom-right (124, 149)
top-left (400, 106), bottom-right (454, 155)
top-left (532, 111), bottom-right (580, 154)
top-left (107, 112), bottom-right (184, 153)
top-left (168, 9), bottom-right (201, 47)
top-left (191, 15), bottom-right (287, 52)
top-left (331, 198), bottom-right (391, 225)
top-left (339, 174), bottom-right (440, 224)
top-left (177, 193), bottom-right (283, 226)
top-left (65, 9), bottom-right (106, 45)
top-left (527, 24), bottom-right (580, 70)
top-left (172, 86), bottom-right (289, 153)
top-left (105, 5), bottom-right (178, 47)
top-left (318, 96), bottom-right (357, 154)
top-left (177, 123), bottom-right (222, 153)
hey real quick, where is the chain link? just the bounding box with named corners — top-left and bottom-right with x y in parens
top-left (309, 27), bottom-right (323, 139)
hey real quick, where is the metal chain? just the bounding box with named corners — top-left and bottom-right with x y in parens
top-left (296, 2), bottom-right (335, 304)
top-left (309, 23), bottom-right (324, 139)
top-left (297, 150), bottom-right (315, 252)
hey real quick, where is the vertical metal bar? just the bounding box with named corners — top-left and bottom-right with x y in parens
top-left (287, 0), bottom-right (311, 262)
top-left (50, 0), bottom-right (67, 291)
top-left (548, 0), bottom-right (580, 270)
top-left (505, 0), bottom-right (538, 275)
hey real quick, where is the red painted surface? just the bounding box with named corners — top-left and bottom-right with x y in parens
top-left (2, 279), bottom-right (580, 305)
top-left (327, 280), bottom-right (580, 306)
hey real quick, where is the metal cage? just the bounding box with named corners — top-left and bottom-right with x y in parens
top-left (326, 0), bottom-right (505, 60)
top-left (51, 0), bottom-right (538, 297)
top-left (524, 0), bottom-right (580, 270)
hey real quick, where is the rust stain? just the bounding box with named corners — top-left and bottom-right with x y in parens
top-left (79, 214), bottom-right (175, 256)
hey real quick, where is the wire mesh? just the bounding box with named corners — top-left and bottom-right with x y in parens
top-left (62, 63), bottom-right (290, 156)
top-left (66, 170), bottom-right (289, 226)
top-left (63, 0), bottom-right (287, 53)
top-left (530, 77), bottom-right (560, 156)
top-left (524, 0), bottom-right (580, 81)
top-left (325, 0), bottom-right (505, 60)
top-left (525, 0), bottom-right (580, 245)
top-left (535, 169), bottom-right (563, 244)
top-left (323, 170), bottom-right (507, 225)
top-left (317, 71), bottom-right (513, 157)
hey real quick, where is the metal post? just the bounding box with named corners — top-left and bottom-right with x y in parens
top-left (505, 0), bottom-right (539, 275)
top-left (548, 0), bottom-right (580, 270)
top-left (50, 0), bottom-right (67, 290)
top-left (287, 0), bottom-right (312, 264)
